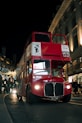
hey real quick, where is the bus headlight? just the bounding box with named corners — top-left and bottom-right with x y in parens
top-left (66, 85), bottom-right (71, 89)
top-left (34, 84), bottom-right (40, 90)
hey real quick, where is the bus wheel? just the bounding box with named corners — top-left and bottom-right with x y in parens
top-left (26, 86), bottom-right (31, 103)
top-left (62, 94), bottom-right (71, 103)
top-left (26, 86), bottom-right (38, 104)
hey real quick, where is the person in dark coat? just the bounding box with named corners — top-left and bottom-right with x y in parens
top-left (73, 81), bottom-right (78, 95)
top-left (0, 75), bottom-right (2, 93)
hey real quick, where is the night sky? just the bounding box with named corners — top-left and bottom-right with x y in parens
top-left (0, 0), bottom-right (62, 64)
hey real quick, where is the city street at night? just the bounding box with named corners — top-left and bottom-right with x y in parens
top-left (0, 0), bottom-right (82, 123)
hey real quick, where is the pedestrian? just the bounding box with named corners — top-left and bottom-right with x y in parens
top-left (73, 80), bottom-right (79, 95)
top-left (0, 74), bottom-right (2, 93)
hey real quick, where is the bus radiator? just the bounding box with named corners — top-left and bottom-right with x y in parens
top-left (45, 83), bottom-right (63, 96)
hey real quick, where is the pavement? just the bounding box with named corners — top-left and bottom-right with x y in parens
top-left (70, 93), bottom-right (82, 104)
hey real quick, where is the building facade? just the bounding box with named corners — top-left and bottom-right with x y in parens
top-left (48, 0), bottom-right (82, 84)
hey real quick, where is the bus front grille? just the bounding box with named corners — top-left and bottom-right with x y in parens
top-left (45, 82), bottom-right (63, 96)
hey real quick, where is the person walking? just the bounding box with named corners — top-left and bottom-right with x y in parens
top-left (73, 80), bottom-right (79, 95)
top-left (0, 74), bottom-right (2, 93)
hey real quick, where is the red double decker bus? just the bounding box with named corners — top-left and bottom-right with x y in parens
top-left (16, 31), bottom-right (72, 103)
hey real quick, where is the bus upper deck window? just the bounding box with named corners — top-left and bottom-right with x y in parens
top-left (35, 34), bottom-right (50, 42)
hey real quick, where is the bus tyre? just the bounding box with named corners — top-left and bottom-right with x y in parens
top-left (26, 86), bottom-right (31, 103)
top-left (26, 91), bottom-right (36, 104)
top-left (62, 94), bottom-right (71, 103)
top-left (26, 86), bottom-right (39, 104)
top-left (28, 93), bottom-right (35, 104)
